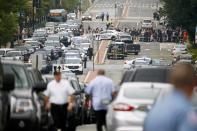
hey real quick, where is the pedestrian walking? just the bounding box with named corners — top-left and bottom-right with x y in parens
top-left (44, 71), bottom-right (75, 131)
top-left (144, 63), bottom-right (197, 131)
top-left (87, 46), bottom-right (93, 61)
top-left (85, 69), bottom-right (116, 131)
top-left (106, 12), bottom-right (109, 21)
top-left (101, 12), bottom-right (105, 21)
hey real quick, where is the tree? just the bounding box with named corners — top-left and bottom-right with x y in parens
top-left (61, 0), bottom-right (79, 12)
top-left (0, 0), bottom-right (28, 47)
top-left (161, 0), bottom-right (197, 42)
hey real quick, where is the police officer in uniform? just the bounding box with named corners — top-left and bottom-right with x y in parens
top-left (144, 63), bottom-right (197, 131)
top-left (44, 71), bottom-right (75, 131)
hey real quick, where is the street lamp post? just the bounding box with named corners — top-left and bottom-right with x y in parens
top-left (32, 0), bottom-right (35, 31)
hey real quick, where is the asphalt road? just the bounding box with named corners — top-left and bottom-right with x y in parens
top-left (77, 0), bottom-right (173, 130)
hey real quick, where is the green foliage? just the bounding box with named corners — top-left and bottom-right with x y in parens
top-left (0, 0), bottom-right (28, 46)
top-left (161, 0), bottom-right (197, 41)
top-left (0, 12), bottom-right (18, 46)
top-left (61, 0), bottom-right (79, 12)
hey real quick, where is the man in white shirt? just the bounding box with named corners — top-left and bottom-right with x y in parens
top-left (44, 71), bottom-right (75, 131)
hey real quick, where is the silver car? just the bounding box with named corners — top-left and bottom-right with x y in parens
top-left (106, 82), bottom-right (173, 131)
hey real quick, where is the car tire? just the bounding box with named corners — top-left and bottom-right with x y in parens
top-left (135, 52), bottom-right (138, 55)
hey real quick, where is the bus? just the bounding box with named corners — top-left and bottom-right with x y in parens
top-left (47, 9), bottom-right (67, 22)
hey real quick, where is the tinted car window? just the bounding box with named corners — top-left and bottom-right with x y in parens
top-left (132, 68), bottom-right (170, 83)
top-left (3, 64), bottom-right (29, 89)
top-left (124, 88), bottom-right (160, 100)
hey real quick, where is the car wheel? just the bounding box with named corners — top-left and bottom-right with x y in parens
top-left (135, 52), bottom-right (138, 55)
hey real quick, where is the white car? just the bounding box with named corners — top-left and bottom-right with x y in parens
top-left (67, 13), bottom-right (77, 20)
top-left (64, 58), bottom-right (83, 74)
top-left (141, 20), bottom-right (153, 28)
top-left (98, 30), bottom-right (119, 40)
top-left (172, 44), bottom-right (187, 56)
top-left (107, 82), bottom-right (173, 131)
top-left (123, 57), bottom-right (152, 69)
top-left (2, 51), bottom-right (23, 61)
top-left (0, 48), bottom-right (16, 57)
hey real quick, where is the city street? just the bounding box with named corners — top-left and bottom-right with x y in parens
top-left (77, 0), bottom-right (172, 130)
top-left (1, 0), bottom-right (195, 131)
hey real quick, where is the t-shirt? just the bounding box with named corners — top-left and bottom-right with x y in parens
top-left (44, 79), bottom-right (75, 105)
top-left (85, 76), bottom-right (115, 111)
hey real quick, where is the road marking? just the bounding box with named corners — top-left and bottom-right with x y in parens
top-left (84, 71), bottom-right (91, 83)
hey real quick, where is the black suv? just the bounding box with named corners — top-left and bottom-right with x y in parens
top-left (0, 62), bottom-right (15, 131)
top-left (1, 61), bottom-right (47, 131)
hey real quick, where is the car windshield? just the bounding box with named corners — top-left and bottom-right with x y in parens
top-left (0, 50), bottom-right (5, 55)
top-left (120, 36), bottom-right (131, 40)
top-left (75, 39), bottom-right (90, 44)
top-left (135, 61), bottom-right (149, 65)
top-left (6, 52), bottom-right (21, 57)
top-left (124, 88), bottom-right (160, 100)
top-left (45, 42), bottom-right (60, 47)
top-left (47, 36), bottom-right (59, 41)
top-left (3, 64), bottom-right (29, 89)
top-left (132, 69), bottom-right (170, 83)
top-left (65, 59), bottom-right (81, 64)
top-left (144, 20), bottom-right (151, 23)
top-left (152, 60), bottom-right (167, 66)
top-left (33, 33), bottom-right (45, 37)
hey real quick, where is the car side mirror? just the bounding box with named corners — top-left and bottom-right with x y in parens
top-left (2, 73), bottom-right (15, 91)
top-left (33, 82), bottom-right (47, 92)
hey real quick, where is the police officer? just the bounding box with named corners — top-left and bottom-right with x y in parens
top-left (44, 71), bottom-right (75, 131)
top-left (144, 63), bottom-right (197, 131)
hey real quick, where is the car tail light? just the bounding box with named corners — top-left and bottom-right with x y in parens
top-left (113, 103), bottom-right (135, 111)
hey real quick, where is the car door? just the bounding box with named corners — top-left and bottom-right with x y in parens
top-left (0, 63), bottom-right (9, 131)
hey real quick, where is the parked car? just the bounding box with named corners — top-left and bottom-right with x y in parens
top-left (98, 30), bottom-right (119, 40)
top-left (0, 62), bottom-right (15, 131)
top-left (67, 13), bottom-right (77, 20)
top-left (173, 53), bottom-right (193, 64)
top-left (107, 82), bottom-right (173, 131)
top-left (2, 51), bottom-right (24, 61)
top-left (95, 12), bottom-right (103, 19)
top-left (107, 42), bottom-right (126, 59)
top-left (123, 57), bottom-right (152, 69)
top-left (141, 19), bottom-right (153, 28)
top-left (82, 13), bottom-right (92, 21)
top-left (27, 68), bottom-right (53, 130)
top-left (2, 61), bottom-right (47, 131)
top-left (0, 48), bottom-right (16, 57)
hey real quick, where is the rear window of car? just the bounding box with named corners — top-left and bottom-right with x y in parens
top-left (124, 88), bottom-right (160, 99)
top-left (132, 69), bottom-right (170, 83)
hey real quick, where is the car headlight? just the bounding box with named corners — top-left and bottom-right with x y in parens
top-left (15, 98), bottom-right (34, 113)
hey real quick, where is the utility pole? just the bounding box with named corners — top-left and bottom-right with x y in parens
top-left (32, 0), bottom-right (35, 31)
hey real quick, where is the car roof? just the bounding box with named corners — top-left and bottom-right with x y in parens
top-left (0, 48), bottom-right (15, 51)
top-left (121, 82), bottom-right (173, 90)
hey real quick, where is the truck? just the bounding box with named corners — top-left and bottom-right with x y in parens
top-left (107, 42), bottom-right (127, 60)
top-left (125, 44), bottom-right (141, 55)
